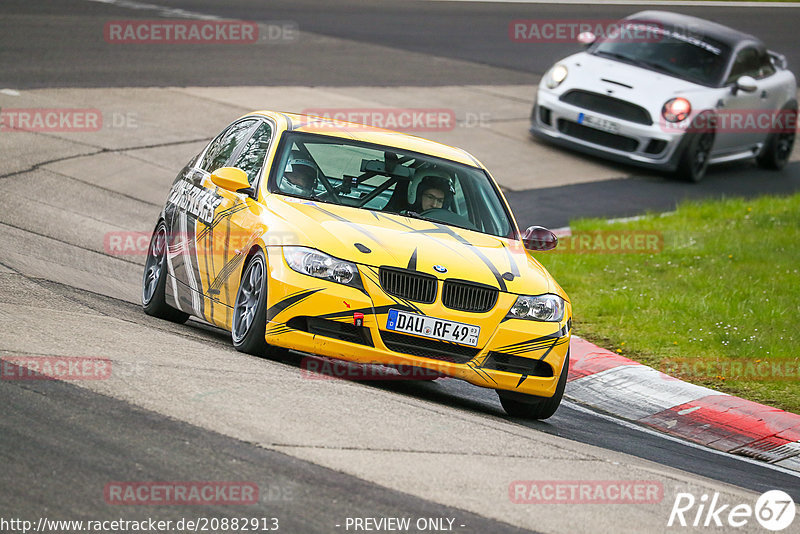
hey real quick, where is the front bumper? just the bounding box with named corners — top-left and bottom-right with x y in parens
top-left (263, 248), bottom-right (571, 398)
top-left (530, 88), bottom-right (689, 173)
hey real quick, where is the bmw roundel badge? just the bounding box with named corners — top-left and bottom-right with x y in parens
top-left (433, 265), bottom-right (447, 273)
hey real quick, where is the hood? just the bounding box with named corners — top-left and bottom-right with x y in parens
top-left (554, 51), bottom-right (713, 118)
top-left (266, 196), bottom-right (557, 297)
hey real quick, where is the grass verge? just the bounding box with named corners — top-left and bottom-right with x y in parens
top-left (540, 192), bottom-right (800, 414)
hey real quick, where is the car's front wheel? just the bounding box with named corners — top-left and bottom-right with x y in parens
top-left (496, 351), bottom-right (569, 420)
top-left (142, 220), bottom-right (190, 323)
top-left (756, 103), bottom-right (797, 170)
top-left (232, 250), bottom-right (270, 356)
top-left (676, 128), bottom-right (715, 183)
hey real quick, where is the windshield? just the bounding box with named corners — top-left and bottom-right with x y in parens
top-left (270, 132), bottom-right (515, 238)
top-left (590, 22), bottom-right (731, 87)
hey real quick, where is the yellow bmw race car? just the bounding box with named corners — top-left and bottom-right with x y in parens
top-left (142, 111), bottom-right (571, 419)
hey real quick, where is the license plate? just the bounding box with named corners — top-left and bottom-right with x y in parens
top-left (386, 309), bottom-right (480, 347)
top-left (578, 112), bottom-right (620, 134)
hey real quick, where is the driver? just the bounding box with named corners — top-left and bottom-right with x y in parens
top-left (410, 169), bottom-right (453, 212)
top-left (283, 155), bottom-right (319, 195)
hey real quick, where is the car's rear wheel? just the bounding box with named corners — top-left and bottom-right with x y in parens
top-left (496, 351), bottom-right (569, 420)
top-left (142, 220), bottom-right (190, 323)
top-left (677, 128), bottom-right (715, 183)
top-left (756, 103), bottom-right (797, 170)
top-left (232, 250), bottom-right (270, 356)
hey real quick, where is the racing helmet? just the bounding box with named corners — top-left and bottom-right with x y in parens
top-left (283, 152), bottom-right (319, 195)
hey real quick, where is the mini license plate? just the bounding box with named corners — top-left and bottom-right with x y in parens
top-left (386, 309), bottom-right (480, 347)
top-left (578, 112), bottom-right (620, 134)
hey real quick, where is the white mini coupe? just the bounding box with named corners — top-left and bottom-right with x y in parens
top-left (530, 10), bottom-right (797, 182)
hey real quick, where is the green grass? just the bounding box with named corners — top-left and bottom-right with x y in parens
top-left (540, 193), bottom-right (800, 414)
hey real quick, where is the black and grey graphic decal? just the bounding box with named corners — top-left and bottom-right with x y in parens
top-left (466, 360), bottom-right (498, 385)
top-left (500, 241), bottom-right (519, 282)
top-left (406, 248), bottom-right (418, 271)
top-left (405, 223), bottom-right (507, 292)
top-left (178, 212), bottom-right (203, 316)
top-left (494, 332), bottom-right (569, 357)
top-left (266, 288), bottom-right (325, 322)
top-left (167, 180), bottom-right (223, 225)
top-left (308, 204), bottom-right (386, 248)
top-left (498, 334), bottom-right (568, 388)
top-left (265, 288), bottom-right (326, 336)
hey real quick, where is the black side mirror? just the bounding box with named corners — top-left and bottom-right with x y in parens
top-left (522, 226), bottom-right (558, 251)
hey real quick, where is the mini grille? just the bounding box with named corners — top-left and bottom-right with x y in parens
top-left (379, 267), bottom-right (437, 304)
top-left (560, 90), bottom-right (653, 125)
top-left (442, 280), bottom-right (498, 313)
top-left (557, 119), bottom-right (639, 152)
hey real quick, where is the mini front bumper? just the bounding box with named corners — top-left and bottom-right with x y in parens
top-left (263, 248), bottom-right (571, 398)
top-left (530, 88), bottom-right (690, 173)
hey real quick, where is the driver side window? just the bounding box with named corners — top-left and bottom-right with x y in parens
top-left (230, 122), bottom-right (273, 185)
top-left (200, 119), bottom-right (258, 174)
top-left (726, 47), bottom-right (760, 84)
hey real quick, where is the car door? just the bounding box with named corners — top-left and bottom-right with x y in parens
top-left (194, 119), bottom-right (275, 329)
top-left (749, 49), bottom-right (785, 145)
top-left (715, 47), bottom-right (770, 153)
top-left (165, 118), bottom-right (259, 320)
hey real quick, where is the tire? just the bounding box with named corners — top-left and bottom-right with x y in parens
top-left (142, 220), bottom-right (190, 323)
top-left (756, 104), bottom-right (796, 170)
top-left (676, 125), bottom-right (715, 183)
top-left (232, 250), bottom-right (270, 356)
top-left (497, 350), bottom-right (569, 420)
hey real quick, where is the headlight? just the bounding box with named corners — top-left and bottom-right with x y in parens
top-left (283, 247), bottom-right (363, 289)
top-left (507, 294), bottom-right (565, 322)
top-left (545, 64), bottom-right (568, 89)
top-left (662, 97), bottom-right (691, 123)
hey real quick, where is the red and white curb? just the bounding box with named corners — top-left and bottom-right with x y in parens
top-left (567, 336), bottom-right (800, 473)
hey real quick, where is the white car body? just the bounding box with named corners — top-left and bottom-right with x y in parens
top-left (530, 11), bottom-right (797, 180)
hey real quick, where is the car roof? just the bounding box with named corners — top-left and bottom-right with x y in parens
top-left (625, 10), bottom-right (762, 50)
top-left (247, 110), bottom-right (484, 169)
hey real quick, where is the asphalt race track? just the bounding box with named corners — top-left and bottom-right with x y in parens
top-left (1, 1), bottom-right (799, 533)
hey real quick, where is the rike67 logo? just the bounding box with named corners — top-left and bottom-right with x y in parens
top-left (668, 490), bottom-right (795, 531)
